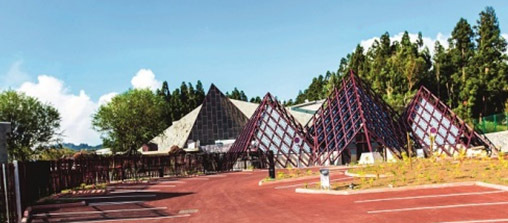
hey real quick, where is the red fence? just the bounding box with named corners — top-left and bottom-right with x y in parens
top-left (1, 152), bottom-right (229, 222)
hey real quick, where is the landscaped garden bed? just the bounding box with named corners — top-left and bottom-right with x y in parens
top-left (312, 152), bottom-right (508, 191)
top-left (260, 168), bottom-right (317, 184)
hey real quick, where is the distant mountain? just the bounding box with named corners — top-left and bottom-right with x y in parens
top-left (62, 143), bottom-right (102, 151)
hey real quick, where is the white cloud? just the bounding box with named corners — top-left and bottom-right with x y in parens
top-left (98, 92), bottom-right (118, 106)
top-left (12, 67), bottom-right (162, 145)
top-left (1, 60), bottom-right (31, 89)
top-left (18, 75), bottom-right (103, 145)
top-left (359, 32), bottom-right (449, 55)
top-left (130, 69), bottom-right (161, 91)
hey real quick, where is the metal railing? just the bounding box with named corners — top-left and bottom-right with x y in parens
top-left (473, 112), bottom-right (508, 133)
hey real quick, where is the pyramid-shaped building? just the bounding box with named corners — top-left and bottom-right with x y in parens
top-left (403, 86), bottom-right (497, 156)
top-left (305, 72), bottom-right (408, 165)
top-left (187, 84), bottom-right (250, 145)
top-left (228, 93), bottom-right (313, 168)
top-left (141, 84), bottom-right (258, 153)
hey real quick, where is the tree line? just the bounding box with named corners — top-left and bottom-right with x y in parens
top-left (155, 80), bottom-right (260, 128)
top-left (291, 7), bottom-right (507, 122)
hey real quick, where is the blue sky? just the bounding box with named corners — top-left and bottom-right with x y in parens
top-left (1, 0), bottom-right (507, 145)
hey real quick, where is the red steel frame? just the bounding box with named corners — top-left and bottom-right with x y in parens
top-left (305, 72), bottom-right (407, 165)
top-left (228, 93), bottom-right (313, 168)
top-left (403, 86), bottom-right (497, 156)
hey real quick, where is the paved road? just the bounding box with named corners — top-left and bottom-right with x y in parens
top-left (31, 170), bottom-right (508, 223)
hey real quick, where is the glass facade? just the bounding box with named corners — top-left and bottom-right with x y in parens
top-left (305, 73), bottom-right (407, 165)
top-left (404, 86), bottom-right (496, 156)
top-left (187, 84), bottom-right (249, 146)
top-left (229, 93), bottom-right (312, 168)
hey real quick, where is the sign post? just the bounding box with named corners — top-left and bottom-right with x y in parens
top-left (429, 127), bottom-right (437, 155)
top-left (320, 168), bottom-right (330, 190)
top-left (267, 150), bottom-right (275, 179)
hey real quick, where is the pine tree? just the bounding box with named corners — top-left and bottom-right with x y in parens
top-left (171, 88), bottom-right (182, 121)
top-left (431, 41), bottom-right (453, 102)
top-left (448, 18), bottom-right (476, 119)
top-left (179, 82), bottom-right (189, 115)
top-left (156, 81), bottom-right (173, 127)
top-left (239, 90), bottom-right (248, 101)
top-left (473, 7), bottom-right (508, 117)
top-left (195, 81), bottom-right (205, 103)
top-left (250, 96), bottom-right (262, 103)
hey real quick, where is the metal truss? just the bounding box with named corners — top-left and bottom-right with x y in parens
top-left (403, 86), bottom-right (497, 156)
top-left (305, 72), bottom-right (407, 166)
top-left (228, 93), bottom-right (313, 168)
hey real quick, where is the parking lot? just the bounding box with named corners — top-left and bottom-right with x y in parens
top-left (30, 170), bottom-right (508, 223)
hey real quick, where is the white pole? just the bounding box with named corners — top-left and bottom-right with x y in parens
top-left (2, 163), bottom-right (10, 223)
top-left (13, 161), bottom-right (21, 223)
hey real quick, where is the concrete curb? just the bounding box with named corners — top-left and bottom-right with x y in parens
top-left (295, 181), bottom-right (478, 195)
top-left (475, 181), bottom-right (508, 191)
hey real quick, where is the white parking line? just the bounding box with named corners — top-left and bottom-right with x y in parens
top-left (185, 177), bottom-right (209, 180)
top-left (151, 185), bottom-right (176, 188)
top-left (159, 180), bottom-right (186, 184)
top-left (110, 190), bottom-right (160, 193)
top-left (88, 201), bottom-right (144, 206)
top-left (205, 174), bottom-right (227, 178)
top-left (72, 214), bottom-right (191, 223)
top-left (33, 207), bottom-right (167, 217)
top-left (274, 177), bottom-right (353, 190)
top-left (108, 185), bottom-right (176, 189)
top-left (368, 201), bottom-right (508, 214)
top-left (58, 194), bottom-right (156, 200)
top-left (356, 190), bottom-right (504, 203)
top-left (437, 218), bottom-right (508, 223)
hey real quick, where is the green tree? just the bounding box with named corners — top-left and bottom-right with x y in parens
top-left (0, 91), bottom-right (61, 161)
top-left (473, 7), bottom-right (508, 117)
top-left (37, 147), bottom-right (76, 160)
top-left (448, 18), bottom-right (477, 120)
top-left (431, 40), bottom-right (453, 102)
top-left (156, 81), bottom-right (173, 127)
top-left (170, 88), bottom-right (182, 121)
top-left (179, 82), bottom-right (189, 114)
top-left (195, 81), bottom-right (206, 103)
top-left (92, 89), bottom-right (167, 154)
top-left (250, 96), bottom-right (262, 103)
top-left (227, 87), bottom-right (248, 101)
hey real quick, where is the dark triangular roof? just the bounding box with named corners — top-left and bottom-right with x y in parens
top-left (305, 72), bottom-right (407, 165)
top-left (228, 93), bottom-right (313, 168)
top-left (403, 86), bottom-right (497, 156)
top-left (186, 84), bottom-right (249, 146)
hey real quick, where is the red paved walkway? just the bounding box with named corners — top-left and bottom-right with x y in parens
top-left (31, 170), bottom-right (508, 223)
